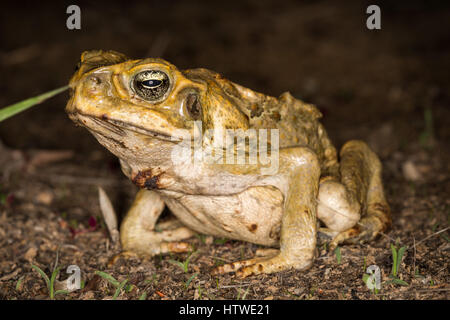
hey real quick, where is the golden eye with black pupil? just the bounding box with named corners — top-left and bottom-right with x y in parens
top-left (185, 93), bottom-right (202, 120)
top-left (132, 70), bottom-right (169, 101)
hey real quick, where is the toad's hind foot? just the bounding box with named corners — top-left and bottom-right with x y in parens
top-left (212, 252), bottom-right (310, 278)
top-left (212, 250), bottom-right (313, 278)
top-left (328, 202), bottom-right (391, 250)
top-left (320, 140), bottom-right (391, 250)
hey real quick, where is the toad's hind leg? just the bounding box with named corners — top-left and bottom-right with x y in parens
top-left (120, 189), bottom-right (195, 256)
top-left (318, 140), bottom-right (391, 248)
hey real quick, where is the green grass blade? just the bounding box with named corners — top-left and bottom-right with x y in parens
top-left (362, 273), bottom-right (370, 284)
top-left (214, 238), bottom-right (228, 245)
top-left (15, 276), bottom-right (25, 292)
top-left (184, 251), bottom-right (197, 271)
top-left (334, 246), bottom-right (341, 264)
top-left (0, 86), bottom-right (68, 122)
top-left (185, 273), bottom-right (198, 289)
top-left (139, 292), bottom-right (147, 300)
top-left (94, 270), bottom-right (120, 287)
top-left (55, 290), bottom-right (69, 296)
top-left (113, 279), bottom-right (128, 300)
top-left (241, 286), bottom-right (250, 300)
top-left (168, 259), bottom-right (186, 272)
top-left (31, 265), bottom-right (50, 289)
top-left (125, 284), bottom-right (134, 293)
top-left (391, 244), bottom-right (398, 276)
top-left (49, 266), bottom-right (61, 299)
top-left (392, 278), bottom-right (409, 286)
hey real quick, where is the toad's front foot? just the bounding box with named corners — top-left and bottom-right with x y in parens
top-left (212, 251), bottom-right (313, 278)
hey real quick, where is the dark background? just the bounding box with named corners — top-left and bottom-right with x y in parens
top-left (0, 0), bottom-right (449, 300)
top-left (1, 0), bottom-right (449, 152)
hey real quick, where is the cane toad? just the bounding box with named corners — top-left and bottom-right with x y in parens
top-left (66, 50), bottom-right (391, 277)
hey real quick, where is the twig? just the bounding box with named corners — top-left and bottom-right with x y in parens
top-left (208, 256), bottom-right (233, 263)
top-left (412, 235), bottom-right (416, 274)
top-left (219, 283), bottom-right (252, 289)
top-left (413, 227), bottom-right (449, 247)
top-left (61, 244), bottom-right (80, 251)
top-left (413, 288), bottom-right (450, 293)
top-left (37, 174), bottom-right (129, 187)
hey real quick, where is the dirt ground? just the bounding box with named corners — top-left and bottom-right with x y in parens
top-left (0, 1), bottom-right (448, 300)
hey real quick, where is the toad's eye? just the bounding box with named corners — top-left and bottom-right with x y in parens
top-left (132, 70), bottom-right (170, 101)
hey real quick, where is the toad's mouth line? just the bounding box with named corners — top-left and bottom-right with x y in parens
top-left (69, 111), bottom-right (181, 142)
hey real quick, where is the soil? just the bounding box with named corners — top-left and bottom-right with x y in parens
top-left (0, 0), bottom-right (448, 300)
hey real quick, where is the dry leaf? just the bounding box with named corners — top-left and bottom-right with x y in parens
top-left (27, 150), bottom-right (74, 172)
top-left (402, 160), bottom-right (422, 181)
top-left (24, 247), bottom-right (37, 262)
top-left (36, 191), bottom-right (54, 205)
top-left (98, 186), bottom-right (119, 243)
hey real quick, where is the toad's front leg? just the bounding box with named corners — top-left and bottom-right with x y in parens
top-left (213, 147), bottom-right (320, 277)
top-left (120, 189), bottom-right (196, 256)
